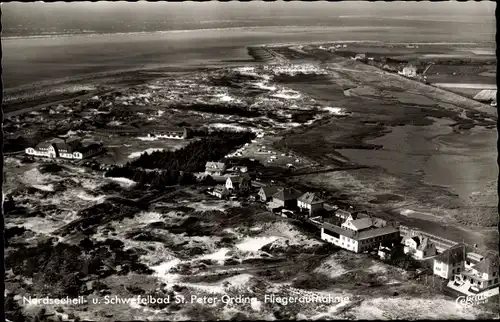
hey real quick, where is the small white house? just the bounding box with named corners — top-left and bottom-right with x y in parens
top-left (225, 175), bottom-right (251, 192)
top-left (205, 162), bottom-right (226, 176)
top-left (401, 65), bottom-right (417, 78)
top-left (212, 185), bottom-right (230, 199)
top-left (403, 235), bottom-right (437, 260)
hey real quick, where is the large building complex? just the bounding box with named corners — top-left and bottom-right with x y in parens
top-left (25, 138), bottom-right (103, 160)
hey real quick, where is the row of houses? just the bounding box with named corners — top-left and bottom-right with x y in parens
top-left (319, 209), bottom-right (499, 297)
top-left (203, 161), bottom-right (499, 298)
top-left (208, 173), bottom-right (326, 217)
top-left (25, 138), bottom-right (104, 160)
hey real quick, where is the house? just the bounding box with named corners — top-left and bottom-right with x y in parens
top-left (459, 254), bottom-right (499, 292)
top-left (433, 243), bottom-right (466, 280)
top-left (72, 143), bottom-right (104, 159)
top-left (401, 65), bottom-right (417, 77)
top-left (225, 175), bottom-right (251, 192)
top-left (149, 127), bottom-right (189, 139)
top-left (205, 162), bottom-right (226, 176)
top-left (403, 235), bottom-right (437, 260)
top-left (212, 185), bottom-right (230, 199)
top-left (341, 217), bottom-right (374, 232)
top-left (297, 192), bottom-right (324, 216)
top-left (25, 138), bottom-right (103, 160)
top-left (258, 186), bottom-right (280, 202)
top-left (271, 188), bottom-right (302, 208)
top-left (321, 222), bottom-right (400, 253)
top-left (335, 209), bottom-right (357, 222)
top-left (354, 53), bottom-right (366, 60)
top-left (446, 246), bottom-right (500, 294)
top-left (378, 241), bottom-right (403, 261)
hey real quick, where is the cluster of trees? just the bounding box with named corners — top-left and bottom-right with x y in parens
top-left (104, 130), bottom-right (255, 188)
top-left (129, 130), bottom-right (255, 172)
top-left (5, 237), bottom-right (153, 300)
top-left (175, 102), bottom-right (262, 118)
top-left (105, 167), bottom-right (197, 189)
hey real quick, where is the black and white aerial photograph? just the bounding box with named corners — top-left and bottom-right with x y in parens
top-left (2, 1), bottom-right (499, 321)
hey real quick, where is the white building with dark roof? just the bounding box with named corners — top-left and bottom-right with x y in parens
top-left (25, 138), bottom-right (103, 160)
top-left (297, 192), bottom-right (324, 215)
top-left (403, 235), bottom-right (437, 260)
top-left (225, 175), bottom-right (251, 193)
top-left (205, 161), bottom-right (226, 176)
top-left (321, 221), bottom-right (400, 253)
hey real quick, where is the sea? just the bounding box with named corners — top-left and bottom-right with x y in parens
top-left (2, 14), bottom-right (495, 91)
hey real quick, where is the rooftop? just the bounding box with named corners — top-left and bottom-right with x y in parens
top-left (435, 243), bottom-right (466, 264)
top-left (260, 186), bottom-right (280, 196)
top-left (323, 222), bottom-right (399, 241)
top-left (298, 192), bottom-right (324, 204)
top-left (347, 218), bottom-right (374, 231)
top-left (205, 161), bottom-right (226, 170)
top-left (273, 187), bottom-right (302, 201)
top-left (472, 255), bottom-right (499, 275)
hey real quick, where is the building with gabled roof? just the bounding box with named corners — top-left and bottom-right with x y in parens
top-left (321, 222), bottom-right (400, 253)
top-left (271, 187), bottom-right (302, 208)
top-left (341, 217), bottom-right (374, 232)
top-left (205, 161), bottom-right (226, 176)
top-left (258, 186), bottom-right (281, 202)
top-left (297, 192), bottom-right (324, 216)
top-left (403, 235), bottom-right (437, 260)
top-left (225, 174), bottom-right (251, 192)
top-left (25, 138), bottom-right (103, 160)
top-left (433, 243), bottom-right (467, 280)
top-left (335, 209), bottom-right (357, 222)
top-left (212, 185), bottom-right (230, 199)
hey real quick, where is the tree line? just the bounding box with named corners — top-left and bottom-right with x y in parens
top-left (105, 130), bottom-right (255, 188)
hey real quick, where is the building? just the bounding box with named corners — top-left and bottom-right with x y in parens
top-left (335, 209), bottom-right (357, 222)
top-left (258, 186), bottom-right (280, 202)
top-left (297, 192), bottom-right (324, 216)
top-left (341, 217), bottom-right (374, 232)
top-left (458, 254), bottom-right (499, 293)
top-left (25, 138), bottom-right (103, 160)
top-left (205, 162), bottom-right (226, 176)
top-left (225, 175), bottom-right (251, 193)
top-left (271, 188), bottom-right (302, 208)
top-left (321, 222), bottom-right (400, 253)
top-left (212, 185), bottom-right (230, 199)
top-left (438, 244), bottom-right (500, 294)
top-left (149, 127), bottom-right (189, 139)
top-left (378, 241), bottom-right (403, 261)
top-left (403, 235), bottom-right (437, 260)
top-left (72, 143), bottom-right (104, 159)
top-left (401, 65), bottom-right (417, 77)
top-left (354, 53), bottom-right (366, 60)
top-left (433, 243), bottom-right (466, 280)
